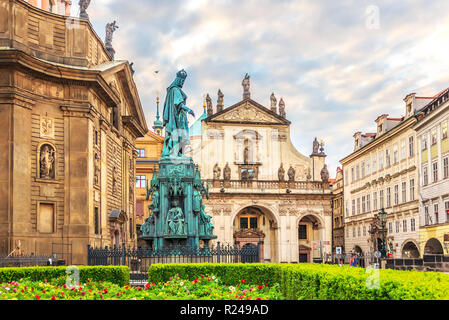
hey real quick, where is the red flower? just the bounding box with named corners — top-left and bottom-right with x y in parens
top-left (35, 295), bottom-right (40, 300)
top-left (21, 289), bottom-right (24, 293)
top-left (241, 280), bottom-right (246, 283)
top-left (256, 297), bottom-right (262, 300)
top-left (51, 296), bottom-right (56, 301)
top-left (42, 290), bottom-right (46, 293)
top-left (258, 285), bottom-right (263, 290)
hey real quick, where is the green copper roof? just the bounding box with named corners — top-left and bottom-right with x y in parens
top-left (189, 108), bottom-right (207, 137)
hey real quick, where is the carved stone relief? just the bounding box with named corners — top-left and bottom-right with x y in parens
top-left (40, 116), bottom-right (54, 139)
top-left (39, 144), bottom-right (55, 179)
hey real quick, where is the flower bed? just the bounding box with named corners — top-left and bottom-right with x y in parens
top-left (0, 274), bottom-right (283, 300)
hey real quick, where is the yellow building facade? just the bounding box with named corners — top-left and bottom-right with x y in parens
top-left (414, 88), bottom-right (449, 257)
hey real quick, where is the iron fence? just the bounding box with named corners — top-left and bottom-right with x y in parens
top-left (0, 255), bottom-right (54, 268)
top-left (87, 242), bottom-right (261, 283)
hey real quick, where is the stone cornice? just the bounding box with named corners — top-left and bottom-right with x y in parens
top-left (0, 91), bottom-right (35, 109)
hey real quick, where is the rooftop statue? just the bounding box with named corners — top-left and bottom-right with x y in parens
top-left (217, 89), bottom-right (224, 112)
top-left (278, 163), bottom-right (285, 182)
top-left (270, 93), bottom-right (277, 113)
top-left (242, 73), bottom-right (250, 100)
top-left (162, 69), bottom-right (195, 158)
top-left (79, 0), bottom-right (90, 19)
top-left (279, 98), bottom-right (286, 118)
top-left (206, 93), bottom-right (213, 117)
top-left (105, 21), bottom-right (119, 59)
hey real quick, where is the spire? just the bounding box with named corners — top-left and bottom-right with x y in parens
top-left (153, 95), bottom-right (163, 135)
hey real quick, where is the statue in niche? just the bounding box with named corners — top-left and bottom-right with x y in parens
top-left (94, 152), bottom-right (100, 185)
top-left (112, 167), bottom-right (118, 193)
top-left (79, 0), bottom-right (91, 19)
top-left (321, 164), bottom-right (329, 182)
top-left (213, 163), bottom-right (221, 180)
top-left (40, 144), bottom-right (55, 179)
top-left (278, 98), bottom-right (286, 118)
top-left (287, 165), bottom-right (295, 182)
top-left (270, 93), bottom-right (277, 113)
top-left (206, 94), bottom-right (213, 117)
top-left (166, 199), bottom-right (185, 235)
top-left (242, 73), bottom-right (250, 100)
top-left (243, 147), bottom-right (249, 164)
top-left (278, 163), bottom-right (285, 182)
top-left (223, 163), bottom-right (231, 180)
top-left (217, 89), bottom-right (224, 112)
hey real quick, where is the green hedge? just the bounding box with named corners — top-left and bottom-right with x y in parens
top-left (148, 263), bottom-right (449, 300)
top-left (0, 266), bottom-right (129, 286)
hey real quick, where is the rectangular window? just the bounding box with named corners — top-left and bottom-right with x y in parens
top-left (434, 204), bottom-right (439, 224)
top-left (386, 187), bottom-right (391, 207)
top-left (38, 203), bottom-right (55, 234)
top-left (136, 175), bottom-right (146, 188)
top-left (345, 170), bottom-right (348, 185)
top-left (411, 218), bottom-right (416, 232)
top-left (401, 139), bottom-right (406, 160)
top-left (444, 157), bottom-right (448, 179)
top-left (362, 196), bottom-right (366, 213)
top-left (409, 136), bottom-right (414, 157)
top-left (393, 146), bottom-right (399, 164)
top-left (446, 201), bottom-right (449, 222)
top-left (353, 227), bottom-right (356, 238)
top-left (388, 222), bottom-right (393, 233)
top-left (366, 159), bottom-right (370, 176)
top-left (380, 190), bottom-right (384, 208)
top-left (94, 207), bottom-right (99, 235)
top-left (372, 155), bottom-right (377, 172)
top-left (358, 227), bottom-right (361, 237)
top-left (409, 179), bottom-right (415, 201)
top-left (425, 206), bottom-right (430, 225)
top-left (443, 122), bottom-right (448, 140)
top-left (395, 221), bottom-right (400, 233)
top-left (386, 150), bottom-right (391, 167)
top-left (402, 181), bottom-right (406, 203)
top-left (366, 194), bottom-right (371, 212)
top-left (432, 162), bottom-right (438, 183)
top-left (240, 217), bottom-right (249, 229)
top-left (423, 166), bottom-right (428, 186)
top-left (363, 226), bottom-right (366, 237)
top-left (403, 220), bottom-right (407, 233)
top-left (357, 198), bottom-right (361, 214)
top-left (129, 218), bottom-right (133, 239)
top-left (298, 225), bottom-right (307, 239)
top-left (431, 129), bottom-right (437, 145)
top-left (351, 167), bottom-right (354, 183)
top-left (356, 165), bottom-right (360, 180)
top-left (361, 162), bottom-right (365, 178)
top-left (137, 148), bottom-right (145, 157)
top-left (394, 185), bottom-right (399, 206)
top-left (373, 192), bottom-right (377, 211)
top-left (352, 199), bottom-right (355, 216)
top-left (422, 135), bottom-right (428, 150)
top-left (250, 217), bottom-right (258, 229)
top-left (379, 153), bottom-right (384, 169)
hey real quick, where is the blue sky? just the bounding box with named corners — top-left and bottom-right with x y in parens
top-left (73, 0), bottom-right (449, 176)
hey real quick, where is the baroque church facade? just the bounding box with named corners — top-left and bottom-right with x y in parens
top-left (189, 75), bottom-right (333, 263)
top-left (0, 0), bottom-right (147, 264)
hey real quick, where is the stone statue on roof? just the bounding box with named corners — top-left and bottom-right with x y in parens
top-left (242, 73), bottom-right (250, 100)
top-left (217, 89), bottom-right (224, 112)
top-left (320, 164), bottom-right (329, 182)
top-left (79, 0), bottom-right (90, 19)
top-left (279, 98), bottom-right (286, 118)
top-left (278, 163), bottom-right (285, 182)
top-left (105, 21), bottom-right (119, 59)
top-left (270, 93), bottom-right (277, 113)
top-left (206, 93), bottom-right (213, 117)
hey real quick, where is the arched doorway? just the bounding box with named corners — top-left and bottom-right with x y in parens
top-left (233, 206), bottom-right (278, 262)
top-left (353, 245), bottom-right (365, 268)
top-left (424, 238), bottom-right (444, 255)
top-left (298, 214), bottom-right (324, 263)
top-left (402, 241), bottom-right (420, 258)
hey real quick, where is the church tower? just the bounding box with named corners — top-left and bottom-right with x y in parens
top-left (153, 96), bottom-right (164, 135)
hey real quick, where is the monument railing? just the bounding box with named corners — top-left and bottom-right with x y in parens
top-left (87, 242), bottom-right (261, 282)
top-left (0, 255), bottom-right (55, 268)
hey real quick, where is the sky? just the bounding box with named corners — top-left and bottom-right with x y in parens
top-left (72, 0), bottom-right (449, 176)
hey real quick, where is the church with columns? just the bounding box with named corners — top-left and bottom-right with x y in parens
top-left (188, 74), bottom-right (333, 263)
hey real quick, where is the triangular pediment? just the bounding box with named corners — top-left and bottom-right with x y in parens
top-left (206, 99), bottom-right (290, 125)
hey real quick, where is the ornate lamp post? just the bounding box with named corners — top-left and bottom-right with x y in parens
top-left (379, 208), bottom-right (387, 258)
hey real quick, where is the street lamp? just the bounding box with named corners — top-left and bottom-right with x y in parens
top-left (379, 208), bottom-right (387, 258)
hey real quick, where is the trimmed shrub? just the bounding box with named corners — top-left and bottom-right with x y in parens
top-left (148, 263), bottom-right (449, 300)
top-left (148, 263), bottom-right (281, 286)
top-left (0, 266), bottom-right (129, 286)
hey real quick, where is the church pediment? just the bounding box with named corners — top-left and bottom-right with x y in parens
top-left (206, 99), bottom-right (290, 125)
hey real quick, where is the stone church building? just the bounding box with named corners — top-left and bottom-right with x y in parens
top-left (189, 76), bottom-right (333, 263)
top-left (0, 0), bottom-right (147, 264)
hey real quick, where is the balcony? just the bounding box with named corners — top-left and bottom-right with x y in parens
top-left (207, 179), bottom-right (331, 194)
